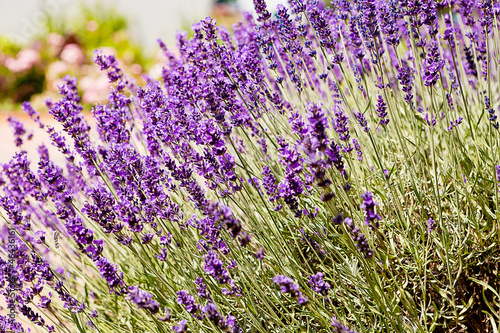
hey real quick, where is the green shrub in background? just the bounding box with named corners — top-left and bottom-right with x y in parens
top-left (0, 1), bottom-right (148, 107)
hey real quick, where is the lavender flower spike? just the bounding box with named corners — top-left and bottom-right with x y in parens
top-left (376, 95), bottom-right (389, 126)
top-left (308, 272), bottom-right (330, 297)
top-left (427, 218), bottom-right (435, 233)
top-left (496, 166), bottom-right (500, 193)
top-left (361, 192), bottom-right (382, 230)
top-left (421, 41), bottom-right (444, 87)
top-left (253, 0), bottom-right (271, 22)
top-left (172, 320), bottom-right (187, 333)
top-left (126, 286), bottom-right (160, 314)
top-left (344, 217), bottom-right (374, 258)
top-left (273, 275), bottom-right (308, 305)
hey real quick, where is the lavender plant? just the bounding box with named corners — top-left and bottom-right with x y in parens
top-left (1, 0), bottom-right (500, 332)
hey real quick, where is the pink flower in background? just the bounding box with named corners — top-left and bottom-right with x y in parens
top-left (130, 63), bottom-right (142, 75)
top-left (81, 74), bottom-right (111, 104)
top-left (86, 20), bottom-right (99, 32)
top-left (61, 44), bottom-right (85, 65)
top-left (4, 48), bottom-right (40, 73)
top-left (46, 33), bottom-right (65, 55)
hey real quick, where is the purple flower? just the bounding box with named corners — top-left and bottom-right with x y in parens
top-left (333, 104), bottom-right (351, 142)
top-left (8, 117), bottom-right (32, 147)
top-left (376, 95), bottom-right (389, 126)
top-left (253, 0), bottom-right (271, 22)
top-left (459, 0), bottom-right (476, 26)
top-left (307, 2), bottom-right (335, 49)
top-left (325, 142), bottom-right (345, 177)
top-left (297, 293), bottom-right (309, 305)
top-left (82, 186), bottom-right (118, 234)
top-left (262, 166), bottom-right (279, 201)
top-left (92, 94), bottom-right (131, 145)
top-left (158, 308), bottom-right (171, 322)
top-left (485, 96), bottom-right (499, 129)
top-left (306, 103), bottom-right (329, 151)
top-left (478, 0), bottom-right (494, 33)
top-left (46, 76), bottom-right (97, 175)
top-left (355, 112), bottom-right (369, 132)
top-left (92, 51), bottom-right (125, 84)
top-left (380, 0), bottom-right (401, 46)
top-left (53, 280), bottom-right (85, 314)
top-left (202, 303), bottom-right (226, 328)
top-left (95, 257), bottom-right (124, 292)
top-left (397, 62), bottom-right (414, 106)
top-left (421, 41), bottom-right (444, 87)
top-left (343, 217), bottom-right (374, 258)
top-left (176, 290), bottom-right (199, 314)
top-left (0, 315), bottom-right (26, 332)
top-left (38, 293), bottom-right (52, 308)
top-left (353, 139), bottom-right (363, 161)
top-left (359, 0), bottom-right (379, 48)
top-left (155, 248), bottom-right (168, 261)
top-left (464, 45), bottom-right (478, 77)
top-left (276, 137), bottom-right (305, 216)
top-left (496, 166), bottom-right (500, 193)
top-left (442, 14), bottom-right (455, 41)
top-left (195, 277), bottom-right (211, 300)
top-left (126, 286), bottom-right (160, 314)
top-left (308, 272), bottom-right (330, 296)
top-left (300, 229), bottom-right (322, 252)
top-left (203, 251), bottom-right (230, 284)
top-left (361, 192), bottom-right (382, 230)
top-left (448, 117), bottom-right (464, 131)
top-left (425, 113), bottom-right (437, 127)
top-left (427, 218), bottom-right (435, 233)
top-left (347, 17), bottom-right (365, 60)
top-left (273, 275), bottom-right (308, 305)
top-left (172, 319), bottom-right (187, 333)
top-left (22, 101), bottom-right (44, 128)
top-left (254, 248), bottom-right (265, 260)
top-left (18, 304), bottom-right (45, 327)
top-left (275, 5), bottom-right (301, 55)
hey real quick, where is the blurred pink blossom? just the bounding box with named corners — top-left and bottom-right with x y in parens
top-left (61, 44), bottom-right (85, 65)
top-left (4, 49), bottom-right (40, 73)
top-left (130, 63), bottom-right (142, 75)
top-left (81, 74), bottom-right (111, 104)
top-left (46, 33), bottom-right (65, 55)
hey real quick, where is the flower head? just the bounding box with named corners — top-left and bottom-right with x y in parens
top-left (273, 275), bottom-right (308, 305)
top-left (361, 192), bottom-right (382, 230)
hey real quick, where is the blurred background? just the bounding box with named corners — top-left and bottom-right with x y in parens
top-left (0, 0), bottom-right (284, 110)
top-left (0, 0), bottom-right (282, 161)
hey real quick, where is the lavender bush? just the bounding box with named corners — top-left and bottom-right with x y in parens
top-left (1, 0), bottom-right (500, 332)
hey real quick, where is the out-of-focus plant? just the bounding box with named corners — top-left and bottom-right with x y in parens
top-left (0, 2), bottom-right (149, 108)
top-left (41, 1), bottom-right (147, 67)
top-left (0, 37), bottom-right (45, 104)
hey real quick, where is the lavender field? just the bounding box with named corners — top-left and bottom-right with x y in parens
top-left (1, 0), bottom-right (500, 332)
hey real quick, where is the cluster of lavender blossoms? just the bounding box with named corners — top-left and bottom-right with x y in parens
top-left (1, 0), bottom-right (500, 332)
